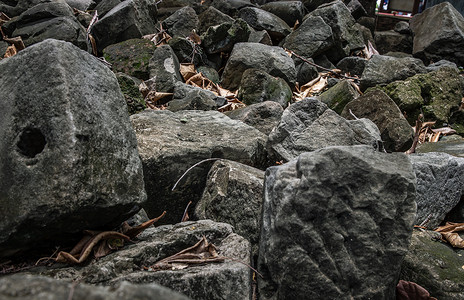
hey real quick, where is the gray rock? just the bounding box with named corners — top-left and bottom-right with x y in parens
top-left (394, 20), bottom-right (411, 34)
top-left (0, 274), bottom-right (191, 300)
top-left (130, 110), bottom-right (268, 223)
top-left (302, 0), bottom-right (334, 12)
top-left (374, 30), bottom-right (413, 55)
top-left (162, 6), bottom-right (198, 38)
top-left (293, 56), bottom-right (319, 84)
top-left (116, 73), bottom-right (146, 115)
top-left (201, 18), bottom-right (251, 54)
top-left (410, 152), bottom-right (464, 228)
top-left (0, 41), bottom-right (8, 56)
top-left (346, 0), bottom-right (366, 19)
top-left (226, 101), bottom-right (284, 135)
top-left (247, 29), bottom-right (272, 45)
top-left (426, 60), bottom-right (459, 73)
top-left (65, 0), bottom-right (94, 10)
top-left (258, 145), bottom-right (417, 300)
top-left (357, 16), bottom-right (375, 33)
top-left (282, 15), bottom-right (334, 59)
top-left (237, 68), bottom-right (292, 108)
top-left (0, 39), bottom-right (145, 258)
top-left (336, 56), bottom-right (367, 76)
top-left (410, 2), bottom-right (464, 66)
top-left (195, 160), bottom-right (264, 257)
top-left (148, 44), bottom-right (182, 93)
top-left (221, 42), bottom-right (296, 90)
top-left (309, 0), bottom-right (365, 62)
top-left (401, 230), bottom-right (464, 300)
top-left (0, 0), bottom-right (53, 18)
top-left (238, 7), bottom-right (291, 44)
top-left (267, 97), bottom-right (382, 161)
top-left (260, 1), bottom-right (305, 27)
top-left (360, 54), bottom-right (426, 90)
top-left (197, 66), bottom-right (220, 83)
top-left (167, 36), bottom-right (207, 66)
top-left (197, 6), bottom-right (234, 34)
top-left (341, 89), bottom-right (414, 152)
top-left (93, 0), bottom-right (123, 17)
top-left (168, 89), bottom-right (218, 112)
top-left (211, 0), bottom-right (255, 17)
top-left (10, 0), bottom-right (88, 50)
top-left (416, 135), bottom-right (464, 158)
top-left (319, 79), bottom-right (359, 114)
top-left (92, 0), bottom-right (157, 52)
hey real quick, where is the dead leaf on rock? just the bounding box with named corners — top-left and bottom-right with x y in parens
top-left (0, 12), bottom-right (10, 26)
top-left (4, 45), bottom-right (16, 58)
top-left (396, 280), bottom-right (437, 300)
top-left (180, 63), bottom-right (196, 81)
top-left (435, 222), bottom-right (464, 248)
top-left (143, 23), bottom-right (172, 46)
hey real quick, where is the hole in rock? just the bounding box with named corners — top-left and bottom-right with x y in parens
top-left (17, 128), bottom-right (47, 158)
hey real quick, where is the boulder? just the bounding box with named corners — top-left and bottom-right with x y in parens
top-left (226, 101), bottom-right (284, 135)
top-left (426, 60), bottom-right (459, 73)
top-left (410, 152), bottom-right (464, 228)
top-left (238, 7), bottom-right (291, 44)
top-left (201, 18), bottom-right (251, 54)
top-left (248, 30), bottom-right (272, 45)
top-left (410, 2), bottom-right (464, 66)
top-left (91, 0), bottom-right (157, 52)
top-left (237, 68), bottom-right (292, 108)
top-left (167, 89), bottom-right (218, 112)
top-left (416, 135), bottom-right (464, 158)
top-left (116, 73), bottom-right (146, 115)
top-left (10, 0), bottom-right (88, 50)
top-left (401, 230), bottom-right (464, 300)
top-left (211, 0), bottom-right (255, 17)
top-left (197, 6), bottom-right (234, 34)
top-left (374, 30), bottom-right (413, 55)
top-left (0, 39), bottom-right (146, 257)
top-left (65, 0), bottom-right (94, 10)
top-left (282, 15), bottom-right (333, 60)
top-left (346, 0), bottom-right (366, 19)
top-left (93, 0), bottom-right (124, 17)
top-left (195, 160), bottom-right (264, 257)
top-left (221, 42), bottom-right (296, 91)
top-left (0, 0), bottom-right (51, 17)
top-left (293, 56), bottom-right (319, 85)
top-left (319, 79), bottom-right (360, 114)
top-left (0, 274), bottom-right (191, 300)
top-left (394, 21), bottom-right (411, 34)
top-left (148, 44), bottom-right (182, 93)
top-left (341, 90), bottom-right (414, 152)
top-left (168, 36), bottom-right (207, 66)
top-left (103, 38), bottom-right (156, 80)
top-left (162, 6), bottom-right (198, 38)
top-left (336, 56), bottom-right (367, 76)
top-left (130, 110), bottom-right (268, 223)
top-left (267, 97), bottom-right (382, 161)
top-left (258, 145), bottom-right (417, 299)
top-left (260, 1), bottom-right (305, 27)
top-left (360, 55), bottom-right (426, 90)
top-left (302, 0), bottom-right (334, 12)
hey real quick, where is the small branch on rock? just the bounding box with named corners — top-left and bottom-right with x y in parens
top-left (172, 158), bottom-right (222, 191)
top-left (406, 114), bottom-right (424, 154)
top-left (181, 201), bottom-right (192, 222)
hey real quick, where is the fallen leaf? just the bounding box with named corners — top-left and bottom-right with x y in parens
top-left (4, 45), bottom-right (16, 58)
top-left (121, 211), bottom-right (166, 239)
top-left (434, 222), bottom-right (464, 248)
top-left (396, 280), bottom-right (437, 300)
top-left (180, 63), bottom-right (196, 81)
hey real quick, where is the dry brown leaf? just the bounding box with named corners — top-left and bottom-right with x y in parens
top-left (292, 19), bottom-right (300, 30)
top-left (188, 30), bottom-right (201, 45)
top-left (441, 232), bottom-right (464, 248)
top-left (88, 34), bottom-right (97, 56)
top-left (435, 222), bottom-right (464, 233)
top-left (4, 45), bottom-right (16, 58)
top-left (431, 127), bottom-right (456, 135)
top-left (180, 63), bottom-right (196, 81)
top-left (0, 12), bottom-right (10, 26)
top-left (396, 280), bottom-right (437, 300)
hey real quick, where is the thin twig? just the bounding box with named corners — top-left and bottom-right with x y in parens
top-left (67, 280), bottom-right (79, 300)
top-left (223, 256), bottom-right (264, 279)
top-left (349, 109), bottom-right (359, 120)
top-left (181, 201), bottom-right (192, 222)
top-left (172, 158), bottom-right (221, 191)
top-left (35, 247), bottom-right (61, 265)
top-left (406, 114), bottom-right (424, 154)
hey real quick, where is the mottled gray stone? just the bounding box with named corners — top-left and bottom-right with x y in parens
top-left (319, 79), bottom-right (359, 114)
top-left (226, 101), bottom-right (284, 135)
top-left (148, 44), bottom-right (182, 93)
top-left (162, 6), bottom-right (198, 38)
top-left (374, 30), bottom-right (413, 55)
top-left (197, 6), bottom-right (234, 34)
top-left (201, 18), bottom-right (251, 54)
top-left (260, 1), bottom-right (305, 27)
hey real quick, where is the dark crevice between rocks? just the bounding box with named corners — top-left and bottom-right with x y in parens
top-left (16, 127), bottom-right (46, 158)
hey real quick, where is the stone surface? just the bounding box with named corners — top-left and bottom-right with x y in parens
top-left (410, 2), bottom-right (464, 66)
top-left (374, 30), bottom-right (413, 55)
top-left (319, 79), bottom-right (359, 114)
top-left (195, 160), bottom-right (264, 257)
top-left (237, 68), bottom-right (292, 108)
top-left (226, 101), bottom-right (284, 135)
top-left (401, 230), bottom-right (464, 300)
top-left (238, 7), bottom-right (291, 44)
top-left (258, 145), bottom-right (417, 300)
top-left (0, 0), bottom-right (51, 17)
top-left (360, 55), bottom-right (426, 90)
top-left (410, 152), bottom-right (464, 228)
top-left (248, 29), bottom-right (272, 45)
top-left (293, 56), bottom-right (319, 85)
top-left (416, 135), bottom-right (464, 158)
top-left (167, 89), bottom-right (218, 111)
top-left (103, 38), bottom-right (156, 80)
top-left (148, 44), bottom-right (182, 93)
top-left (394, 21), bottom-right (411, 34)
top-left (168, 36), bottom-right (207, 66)
top-left (201, 18), bottom-right (251, 54)
top-left (197, 6), bottom-right (234, 34)
top-left (341, 89), bottom-right (414, 152)
top-left (336, 56), bottom-right (367, 76)
top-left (426, 60), bottom-right (459, 73)
top-left (0, 39), bottom-right (146, 257)
top-left (116, 73), bottom-right (146, 115)
top-left (267, 97), bottom-right (382, 161)
top-left (92, 0), bottom-right (158, 52)
top-left (211, 0), bottom-right (255, 17)
top-left (162, 6), bottom-right (198, 38)
top-left (221, 42), bottom-right (296, 91)
top-left (346, 0), bottom-right (366, 19)
top-left (260, 1), bottom-right (305, 27)
top-left (131, 110), bottom-right (268, 223)
top-left (0, 274), bottom-right (191, 300)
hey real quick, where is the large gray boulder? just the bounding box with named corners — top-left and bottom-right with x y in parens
top-left (0, 0), bottom-right (50, 17)
top-left (148, 44), bottom-right (182, 93)
top-left (201, 18), bottom-right (251, 54)
top-left (197, 6), bottom-right (234, 34)
top-left (267, 98), bottom-right (382, 161)
top-left (131, 110), bottom-right (268, 223)
top-left (374, 30), bottom-right (413, 55)
top-left (226, 101), bottom-right (284, 135)
top-left (162, 6), bottom-right (199, 38)
top-left (258, 145), bottom-right (417, 299)
top-left (410, 152), bottom-right (464, 229)
top-left (319, 79), bottom-right (360, 114)
top-left (238, 7), bottom-right (291, 44)
top-left (0, 39), bottom-right (146, 258)
top-left (410, 2), bottom-right (464, 66)
top-left (0, 274), bottom-right (191, 300)
top-left (260, 1), bottom-right (305, 27)
top-left (221, 42), bottom-right (296, 91)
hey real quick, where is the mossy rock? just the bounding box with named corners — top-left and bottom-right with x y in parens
top-left (319, 79), bottom-right (359, 114)
top-left (103, 39), bottom-right (156, 80)
top-left (116, 73), bottom-right (146, 115)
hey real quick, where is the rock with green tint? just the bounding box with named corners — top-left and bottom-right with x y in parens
top-left (378, 67), bottom-right (464, 126)
top-left (319, 79), bottom-right (359, 114)
top-left (116, 73), bottom-right (146, 115)
top-left (103, 38), bottom-right (156, 80)
top-left (401, 230), bottom-right (464, 300)
top-left (201, 18), bottom-right (250, 54)
top-left (237, 68), bottom-right (292, 108)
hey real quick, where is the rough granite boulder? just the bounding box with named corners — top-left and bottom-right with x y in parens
top-left (374, 30), bottom-right (413, 55)
top-left (226, 101), bottom-right (284, 135)
top-left (130, 110), bottom-right (268, 223)
top-left (341, 89), bottom-right (414, 152)
top-left (201, 18), bottom-right (251, 54)
top-left (148, 44), bottom-right (182, 93)
top-left (336, 56), bottom-right (367, 76)
top-left (267, 98), bottom-right (382, 161)
top-left (258, 145), bottom-right (417, 299)
top-left (221, 42), bottom-right (296, 91)
top-left (319, 79), bottom-right (360, 114)
top-left (162, 6), bottom-right (199, 38)
top-left (410, 152), bottom-right (464, 229)
top-left (116, 73), bottom-right (146, 115)
top-left (410, 2), bottom-right (464, 66)
top-left (197, 6), bottom-right (234, 34)
top-left (260, 1), bottom-right (305, 27)
top-left (0, 39), bottom-right (146, 258)
top-left (238, 7), bottom-right (291, 44)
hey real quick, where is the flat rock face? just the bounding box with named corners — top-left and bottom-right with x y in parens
top-left (410, 2), bottom-right (464, 66)
top-left (410, 152), bottom-right (464, 228)
top-left (226, 101), bottom-right (284, 135)
top-left (0, 39), bottom-right (146, 257)
top-left (238, 7), bottom-right (291, 43)
top-left (130, 110), bottom-right (268, 223)
top-left (267, 97), bottom-right (382, 161)
top-left (258, 145), bottom-right (417, 300)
